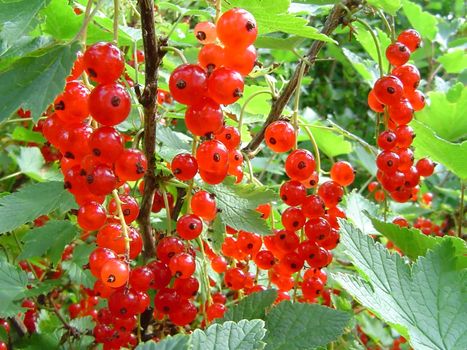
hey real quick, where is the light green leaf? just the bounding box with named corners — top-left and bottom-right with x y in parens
top-left (18, 220), bottom-right (78, 265)
top-left (210, 216), bottom-right (226, 253)
top-left (11, 127), bottom-right (46, 144)
top-left (156, 125), bottom-right (192, 161)
top-left (62, 260), bottom-right (95, 289)
top-left (207, 177), bottom-right (276, 235)
top-left (219, 290), bottom-right (277, 323)
top-left (371, 217), bottom-right (467, 269)
top-left (415, 84), bottom-right (467, 141)
top-left (353, 22), bottom-right (391, 68)
top-left (304, 123), bottom-right (353, 158)
top-left (264, 301), bottom-right (351, 350)
top-left (366, 0), bottom-right (401, 15)
top-left (135, 335), bottom-right (190, 350)
top-left (342, 48), bottom-right (378, 86)
top-left (438, 49), bottom-right (467, 74)
top-left (0, 0), bottom-right (50, 56)
top-left (255, 36), bottom-right (304, 51)
top-left (343, 191), bottom-right (379, 234)
top-left (9, 147), bottom-right (45, 181)
top-left (333, 221), bottom-right (467, 350)
top-left (0, 181), bottom-right (76, 234)
top-left (0, 43), bottom-right (80, 122)
top-left (191, 319), bottom-right (266, 350)
top-left (223, 0), bottom-right (334, 43)
top-left (410, 120), bottom-right (467, 179)
top-left (0, 260), bottom-right (29, 317)
top-left (69, 316), bottom-right (95, 333)
top-left (402, 0), bottom-right (438, 40)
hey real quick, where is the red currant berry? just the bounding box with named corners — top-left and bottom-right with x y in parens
top-left (265, 121), bottom-right (296, 153)
top-left (194, 22), bottom-right (217, 44)
top-left (191, 191), bottom-right (217, 220)
top-left (115, 148), bottom-right (147, 181)
top-left (397, 148), bottom-right (414, 172)
top-left (254, 250), bottom-right (275, 270)
top-left (86, 164), bottom-right (117, 195)
top-left (302, 277), bottom-right (324, 300)
top-left (391, 64), bottom-right (420, 92)
top-left (78, 201), bottom-right (107, 231)
top-left (223, 44), bottom-right (257, 76)
top-left (89, 247), bottom-right (118, 278)
top-left (378, 130), bottom-right (398, 150)
top-left (416, 158), bottom-right (435, 177)
top-left (176, 214), bottom-right (203, 240)
top-left (54, 81), bottom-right (90, 123)
top-left (216, 8), bottom-right (257, 48)
top-left (89, 83), bottom-right (131, 126)
top-left (147, 260), bottom-right (172, 289)
top-left (169, 299), bottom-right (197, 326)
top-left (373, 75), bottom-right (404, 105)
top-left (380, 171), bottom-right (405, 192)
top-left (171, 153), bottom-right (198, 181)
top-left (206, 302), bottom-right (226, 321)
top-left (216, 126), bottom-right (241, 151)
top-left (301, 194), bottom-right (326, 219)
top-left (83, 42), bottom-right (124, 84)
top-left (207, 67), bottom-right (244, 105)
top-left (196, 139), bottom-right (229, 172)
top-left (368, 89), bottom-right (385, 112)
top-left (210, 255), bottom-right (228, 273)
top-left (395, 125), bottom-right (415, 148)
top-left (169, 253), bottom-right (196, 279)
top-left (376, 151), bottom-right (400, 174)
top-left (224, 267), bottom-right (247, 290)
top-left (285, 149), bottom-right (316, 181)
top-left (108, 195), bottom-right (140, 224)
top-left (89, 126), bottom-right (124, 163)
top-left (330, 161), bottom-right (355, 187)
top-left (280, 180), bottom-right (306, 206)
top-left (185, 98), bottom-right (224, 136)
top-left (130, 266), bottom-right (155, 291)
top-left (318, 181), bottom-right (344, 208)
top-left (156, 237), bottom-right (185, 264)
top-left (388, 99), bottom-right (414, 125)
top-left (198, 44), bottom-right (225, 71)
top-left (386, 42), bottom-right (411, 67)
top-left (100, 259), bottom-right (129, 288)
top-left (154, 288), bottom-right (181, 314)
top-left (108, 288), bottom-right (139, 318)
top-left (397, 29), bottom-right (422, 52)
top-left (281, 207), bottom-right (306, 231)
top-left (406, 90), bottom-right (425, 111)
top-left (174, 276), bottom-right (199, 298)
top-left (169, 64), bottom-right (207, 105)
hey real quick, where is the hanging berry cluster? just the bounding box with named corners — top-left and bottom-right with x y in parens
top-left (168, 8), bottom-right (257, 184)
top-left (368, 29), bottom-right (436, 203)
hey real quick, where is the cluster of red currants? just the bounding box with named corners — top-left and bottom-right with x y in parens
top-left (368, 29), bottom-right (435, 203)
top-left (168, 8), bottom-right (258, 185)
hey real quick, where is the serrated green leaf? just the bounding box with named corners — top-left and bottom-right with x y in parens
top-left (9, 146), bottom-right (45, 181)
top-left (264, 301), bottom-right (351, 350)
top-left (223, 0), bottom-right (334, 43)
top-left (191, 319), bottom-right (266, 350)
top-left (0, 260), bottom-right (28, 317)
top-left (410, 120), bottom-right (467, 179)
top-left (24, 279), bottom-right (63, 298)
top-left (15, 333), bottom-right (61, 350)
top-left (156, 125), bottom-right (191, 161)
top-left (0, 0), bottom-right (51, 56)
top-left (0, 43), bottom-right (80, 122)
top-left (366, 0), bottom-right (401, 15)
top-left (69, 316), bottom-right (95, 333)
top-left (210, 215), bottom-right (226, 253)
top-left (0, 181), bottom-right (76, 234)
top-left (402, 0), bottom-right (438, 40)
top-left (353, 22), bottom-right (391, 68)
top-left (71, 243), bottom-right (96, 266)
top-left (438, 49), bottom-right (467, 74)
top-left (36, 309), bottom-right (62, 334)
top-left (415, 85), bottom-right (467, 141)
top-left (135, 335), bottom-right (190, 350)
top-left (207, 177), bottom-right (276, 235)
top-left (62, 260), bottom-right (95, 289)
top-left (219, 290), bottom-right (277, 323)
top-left (371, 217), bottom-right (467, 269)
top-left (333, 221), bottom-right (467, 350)
top-left (343, 191), bottom-right (379, 234)
top-left (18, 220), bottom-right (78, 265)
top-left (342, 48), bottom-right (378, 86)
top-left (11, 127), bottom-right (46, 144)
top-left (0, 36), bottom-right (54, 70)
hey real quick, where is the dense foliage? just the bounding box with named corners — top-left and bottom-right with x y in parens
top-left (0, 0), bottom-right (465, 349)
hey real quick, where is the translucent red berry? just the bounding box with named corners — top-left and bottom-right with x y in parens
top-left (171, 153), bottom-right (198, 181)
top-left (185, 98), bottom-right (224, 136)
top-left (100, 259), bottom-right (129, 288)
top-left (397, 29), bottom-right (422, 52)
top-left (115, 148), bottom-right (147, 181)
top-left (216, 8), bottom-right (257, 49)
top-left (194, 22), bottom-right (217, 44)
top-left (330, 161), bottom-right (355, 187)
top-left (386, 42), bottom-right (411, 67)
top-left (83, 42), bottom-right (124, 84)
top-left (280, 180), bottom-right (306, 206)
top-left (285, 149), bottom-right (316, 181)
top-left (169, 64), bottom-right (207, 105)
top-left (265, 121), bottom-right (296, 153)
top-left (373, 75), bottom-right (404, 105)
top-left (207, 67), bottom-right (244, 105)
top-left (78, 201), bottom-right (107, 231)
top-left (89, 83), bottom-right (131, 126)
top-left (176, 214), bottom-right (203, 240)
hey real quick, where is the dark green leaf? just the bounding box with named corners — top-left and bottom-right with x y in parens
top-left (0, 260), bottom-right (29, 317)
top-left (156, 125), bottom-right (191, 161)
top-left (0, 42), bottom-right (80, 122)
top-left (334, 221), bottom-right (467, 350)
top-left (0, 36), bottom-right (54, 71)
top-left (342, 47), bottom-right (378, 86)
top-left (371, 217), bottom-right (467, 269)
top-left (264, 301), bottom-right (351, 350)
top-left (0, 181), bottom-right (76, 234)
top-left (62, 260), bottom-right (95, 289)
top-left (219, 290), bottom-right (277, 323)
top-left (18, 220), bottom-right (78, 265)
top-left (135, 335), bottom-right (190, 350)
top-left (191, 319), bottom-right (266, 350)
top-left (210, 216), bottom-right (226, 253)
top-left (69, 316), bottom-right (95, 333)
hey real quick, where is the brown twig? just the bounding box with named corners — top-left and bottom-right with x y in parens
top-left (242, 0), bottom-right (361, 157)
top-left (136, 0), bottom-right (167, 260)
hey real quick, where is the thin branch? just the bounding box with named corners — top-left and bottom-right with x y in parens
top-left (242, 0), bottom-right (362, 157)
top-left (136, 0), bottom-right (167, 260)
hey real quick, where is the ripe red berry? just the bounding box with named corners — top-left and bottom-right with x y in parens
top-left (89, 126), bottom-right (124, 163)
top-left (285, 149), bottom-right (316, 181)
top-left (210, 255), bottom-right (228, 273)
top-left (89, 83), bottom-right (131, 126)
top-left (416, 158), bottom-right (435, 177)
top-left (115, 148), bottom-right (147, 181)
top-left (194, 21), bottom-right (217, 44)
top-left (185, 98), bottom-right (224, 136)
top-left (377, 130), bottom-right (398, 150)
top-left (83, 42), bottom-right (124, 84)
top-left (100, 259), bottom-right (129, 288)
top-left (108, 195), bottom-right (140, 224)
top-left (86, 164), bottom-right (117, 195)
top-left (169, 299), bottom-right (197, 326)
top-left (217, 126), bottom-right (241, 151)
top-left (169, 253), bottom-right (196, 279)
top-left (206, 302), bottom-right (227, 321)
top-left (330, 161), bottom-right (355, 187)
top-left (216, 8), bottom-right (257, 49)
top-left (174, 276), bottom-right (199, 298)
top-left (108, 288), bottom-right (139, 318)
top-left (54, 81), bottom-right (90, 123)
top-left (207, 67), bottom-right (244, 105)
top-left (301, 194), bottom-right (326, 218)
top-left (169, 64), bottom-right (207, 105)
top-left (198, 44), bottom-right (225, 71)
top-left (191, 191), bottom-right (217, 220)
top-left (406, 90), bottom-right (425, 111)
top-left (280, 180), bottom-right (306, 206)
top-left (89, 247), bottom-right (118, 278)
top-left (199, 167), bottom-right (228, 185)
top-left (386, 42), bottom-right (411, 66)
top-left (376, 151), bottom-right (400, 174)
top-left (237, 231), bottom-right (262, 256)
top-left (147, 260), bottom-right (172, 289)
top-left (171, 153), bottom-right (198, 181)
top-left (317, 181), bottom-right (344, 208)
top-left (281, 207), bottom-right (306, 232)
top-left (265, 121), bottom-right (296, 153)
top-left (224, 267), bottom-right (247, 290)
top-left (397, 148), bottom-right (415, 172)
top-left (302, 277), bottom-right (324, 300)
top-left (130, 266), bottom-right (155, 291)
top-left (223, 44), bottom-right (257, 76)
top-left (154, 288), bottom-right (181, 314)
top-left (391, 64), bottom-right (420, 92)
top-left (305, 217), bottom-right (331, 243)
top-left (395, 125), bottom-right (415, 148)
top-left (176, 214), bottom-right (203, 240)
top-left (254, 250), bottom-right (275, 270)
top-left (380, 171), bottom-right (405, 192)
top-left (373, 75), bottom-right (404, 105)
top-left (156, 237), bottom-right (185, 264)
top-left (78, 201), bottom-right (107, 231)
top-left (397, 29), bottom-right (422, 52)
top-left (368, 89), bottom-right (385, 112)
top-left (388, 99), bottom-right (414, 125)
top-left (196, 139), bottom-right (229, 172)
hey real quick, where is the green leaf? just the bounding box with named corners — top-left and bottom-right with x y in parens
top-left (353, 22), bottom-right (391, 68)
top-left (342, 48), bottom-right (378, 86)
top-left (0, 181), bottom-right (76, 234)
top-left (156, 125), bottom-right (192, 161)
top-left (69, 316), bottom-right (95, 333)
top-left (9, 147), bottom-right (45, 181)
top-left (18, 220), bottom-right (78, 265)
top-left (135, 335), bottom-right (190, 350)
top-left (343, 191), bottom-right (379, 234)
top-left (0, 260), bottom-right (28, 317)
top-left (264, 301), bottom-right (351, 350)
top-left (11, 127), bottom-right (46, 144)
top-left (415, 84), bottom-right (467, 141)
top-left (24, 279), bottom-right (63, 298)
top-left (371, 217), bottom-right (467, 269)
top-left (255, 36), bottom-right (304, 51)
top-left (62, 260), bottom-right (95, 289)
top-left (366, 0), bottom-right (401, 15)
top-left (210, 215), bottom-right (226, 253)
top-left (410, 120), bottom-right (467, 179)
top-left (207, 177), bottom-right (276, 235)
top-left (191, 319), bottom-right (266, 350)
top-left (0, 0), bottom-right (51, 56)
top-left (0, 42), bottom-right (80, 122)
top-left (223, 0), bottom-right (334, 43)
top-left (402, 0), bottom-right (438, 40)
top-left (438, 49), bottom-right (467, 74)
top-left (0, 36), bottom-right (54, 71)
top-left (333, 221), bottom-right (467, 350)
top-left (305, 124), bottom-right (353, 158)
top-left (219, 290), bottom-right (277, 323)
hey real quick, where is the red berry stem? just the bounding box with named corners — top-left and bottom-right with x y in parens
top-left (136, 0), bottom-right (168, 260)
top-left (113, 0), bottom-right (119, 44)
top-left (74, 0), bottom-right (104, 44)
top-left (111, 189), bottom-right (131, 261)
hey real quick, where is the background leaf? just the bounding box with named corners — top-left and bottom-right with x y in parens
top-left (402, 0), bottom-right (438, 40)
top-left (0, 260), bottom-right (29, 317)
top-left (366, 0), bottom-right (401, 15)
top-left (343, 191), bottom-right (379, 234)
top-left (219, 290), bottom-right (277, 323)
top-left (135, 335), bottom-right (190, 350)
